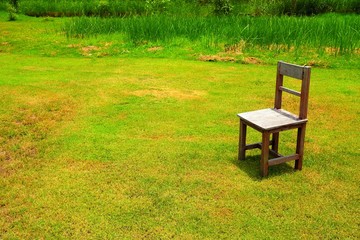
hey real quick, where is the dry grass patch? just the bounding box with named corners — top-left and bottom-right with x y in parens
top-left (224, 40), bottom-right (246, 55)
top-left (199, 55), bottom-right (236, 62)
top-left (147, 46), bottom-right (164, 52)
top-left (242, 57), bottom-right (262, 64)
top-left (0, 89), bottom-right (76, 176)
top-left (130, 88), bottom-right (207, 100)
top-left (81, 45), bottom-right (101, 56)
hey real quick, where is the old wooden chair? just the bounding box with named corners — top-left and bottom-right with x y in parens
top-left (237, 61), bottom-right (311, 177)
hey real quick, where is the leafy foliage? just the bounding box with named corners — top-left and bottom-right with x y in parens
top-left (6, 2), bottom-right (17, 20)
top-left (145, 0), bottom-right (171, 14)
top-left (213, 0), bottom-right (233, 15)
top-left (96, 0), bottom-right (111, 17)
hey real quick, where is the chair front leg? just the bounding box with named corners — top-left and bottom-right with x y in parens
top-left (238, 120), bottom-right (247, 160)
top-left (261, 131), bottom-right (270, 177)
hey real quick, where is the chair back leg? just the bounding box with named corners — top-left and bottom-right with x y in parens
top-left (272, 132), bottom-right (279, 152)
top-left (295, 124), bottom-right (306, 170)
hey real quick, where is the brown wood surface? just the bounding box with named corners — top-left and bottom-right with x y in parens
top-left (274, 62), bottom-right (284, 109)
top-left (295, 126), bottom-right (306, 170)
top-left (272, 132), bottom-right (279, 152)
top-left (299, 67), bottom-right (311, 119)
top-left (278, 61), bottom-right (304, 80)
top-left (279, 86), bottom-right (301, 97)
top-left (245, 142), bottom-right (262, 150)
top-left (238, 108), bottom-right (307, 131)
top-left (238, 120), bottom-right (247, 160)
top-left (260, 132), bottom-right (270, 177)
top-left (268, 154), bottom-right (299, 166)
top-left (269, 148), bottom-right (282, 158)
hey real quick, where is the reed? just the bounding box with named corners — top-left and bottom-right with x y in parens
top-left (18, 0), bottom-right (147, 17)
top-left (63, 14), bottom-right (360, 55)
top-left (5, 0), bottom-right (360, 17)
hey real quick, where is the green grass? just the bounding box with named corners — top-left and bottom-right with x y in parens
top-left (0, 11), bottom-right (360, 239)
top-left (1, 53), bottom-right (359, 239)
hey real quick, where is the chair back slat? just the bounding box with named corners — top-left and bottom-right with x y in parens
top-left (279, 61), bottom-right (304, 80)
top-left (274, 61), bottom-right (311, 119)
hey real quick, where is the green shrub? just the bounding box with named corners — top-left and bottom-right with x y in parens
top-left (213, 0), bottom-right (233, 15)
top-left (294, 0), bottom-right (332, 16)
top-left (350, 0), bottom-right (360, 14)
top-left (6, 2), bottom-right (17, 21)
top-left (145, 0), bottom-right (171, 14)
top-left (267, 0), bottom-right (332, 16)
top-left (10, 0), bottom-right (18, 9)
top-left (97, 0), bottom-right (111, 17)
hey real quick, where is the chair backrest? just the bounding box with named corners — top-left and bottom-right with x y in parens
top-left (274, 61), bottom-right (311, 119)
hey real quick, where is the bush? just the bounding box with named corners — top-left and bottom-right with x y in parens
top-left (145, 0), bottom-right (171, 14)
top-left (213, 0), bottom-right (233, 15)
top-left (269, 0), bottom-right (332, 16)
top-left (350, 0), bottom-right (360, 14)
top-left (97, 0), bottom-right (111, 17)
top-left (295, 0), bottom-right (332, 15)
top-left (6, 2), bottom-right (17, 21)
top-left (9, 0), bottom-right (18, 9)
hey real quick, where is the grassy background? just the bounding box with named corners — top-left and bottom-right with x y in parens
top-left (0, 9), bottom-right (360, 239)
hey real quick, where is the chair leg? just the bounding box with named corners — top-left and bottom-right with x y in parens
top-left (260, 132), bottom-right (270, 177)
top-left (238, 120), bottom-right (247, 160)
top-left (272, 132), bottom-right (279, 152)
top-left (295, 125), bottom-right (306, 170)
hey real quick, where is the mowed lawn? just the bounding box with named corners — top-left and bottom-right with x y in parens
top-left (0, 54), bottom-right (359, 239)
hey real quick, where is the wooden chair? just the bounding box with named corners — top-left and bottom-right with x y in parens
top-left (237, 61), bottom-right (311, 177)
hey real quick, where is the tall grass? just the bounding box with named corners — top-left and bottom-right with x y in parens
top-left (8, 0), bottom-right (212, 17)
top-left (2, 0), bottom-right (359, 17)
top-left (63, 14), bottom-right (360, 55)
top-left (19, 0), bottom-right (147, 17)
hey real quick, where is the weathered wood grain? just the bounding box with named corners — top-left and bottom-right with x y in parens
top-left (279, 61), bottom-right (305, 80)
top-left (279, 86), bottom-right (301, 97)
top-left (238, 108), bottom-right (307, 131)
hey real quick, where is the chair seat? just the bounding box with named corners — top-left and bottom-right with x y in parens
top-left (238, 108), bottom-right (307, 131)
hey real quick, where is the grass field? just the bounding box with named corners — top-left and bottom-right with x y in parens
top-left (1, 11), bottom-right (360, 239)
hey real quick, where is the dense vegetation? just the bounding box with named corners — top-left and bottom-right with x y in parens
top-left (1, 0), bottom-right (360, 17)
top-left (64, 14), bottom-right (360, 56)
